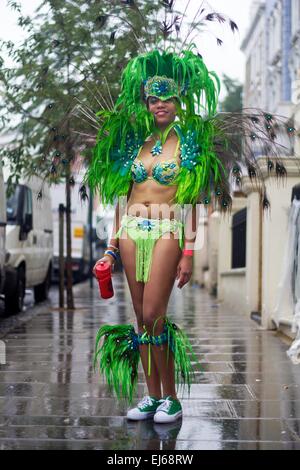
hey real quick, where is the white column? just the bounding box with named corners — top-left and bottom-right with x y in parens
top-left (242, 178), bottom-right (262, 316)
top-left (257, 157), bottom-right (300, 329)
top-left (294, 69), bottom-right (300, 156)
top-left (207, 211), bottom-right (220, 295)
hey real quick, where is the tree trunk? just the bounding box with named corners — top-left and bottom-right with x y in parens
top-left (58, 203), bottom-right (65, 309)
top-left (65, 164), bottom-right (74, 309)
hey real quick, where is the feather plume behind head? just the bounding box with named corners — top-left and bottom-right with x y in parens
top-left (48, 1), bottom-right (300, 213)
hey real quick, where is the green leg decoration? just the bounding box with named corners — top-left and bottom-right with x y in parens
top-left (138, 317), bottom-right (199, 396)
top-left (93, 324), bottom-right (140, 404)
top-left (93, 319), bottom-right (200, 402)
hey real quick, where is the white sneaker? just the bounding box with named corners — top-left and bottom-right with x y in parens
top-left (153, 396), bottom-right (183, 423)
top-left (126, 396), bottom-right (163, 421)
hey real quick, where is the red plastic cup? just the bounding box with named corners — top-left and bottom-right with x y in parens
top-left (95, 261), bottom-right (114, 299)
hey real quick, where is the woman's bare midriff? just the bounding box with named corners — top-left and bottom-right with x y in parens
top-left (127, 182), bottom-right (182, 220)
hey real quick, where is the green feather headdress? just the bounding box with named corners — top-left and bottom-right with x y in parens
top-left (117, 45), bottom-right (220, 116)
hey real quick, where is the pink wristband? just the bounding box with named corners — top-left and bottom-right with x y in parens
top-left (183, 249), bottom-right (194, 257)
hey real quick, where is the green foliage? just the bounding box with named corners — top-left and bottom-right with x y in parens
top-left (0, 0), bottom-right (160, 190)
top-left (219, 74), bottom-right (243, 161)
top-left (220, 74), bottom-right (243, 112)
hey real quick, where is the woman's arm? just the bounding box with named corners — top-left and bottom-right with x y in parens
top-left (108, 181), bottom-right (133, 249)
top-left (176, 200), bottom-right (200, 289)
top-left (93, 182), bottom-right (133, 273)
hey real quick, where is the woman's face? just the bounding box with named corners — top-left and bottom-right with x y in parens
top-left (147, 96), bottom-right (177, 127)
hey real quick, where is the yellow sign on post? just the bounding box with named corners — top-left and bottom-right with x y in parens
top-left (74, 227), bottom-right (84, 238)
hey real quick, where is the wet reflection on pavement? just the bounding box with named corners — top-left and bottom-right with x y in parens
top-left (0, 273), bottom-right (300, 449)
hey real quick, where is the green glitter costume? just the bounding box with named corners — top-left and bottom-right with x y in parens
top-left (90, 48), bottom-right (208, 401)
top-left (87, 2), bottom-right (298, 403)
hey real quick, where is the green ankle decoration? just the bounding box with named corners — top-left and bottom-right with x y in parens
top-left (93, 319), bottom-right (199, 402)
top-left (138, 323), bottom-right (173, 377)
top-left (93, 324), bottom-right (140, 403)
top-left (138, 317), bottom-right (199, 395)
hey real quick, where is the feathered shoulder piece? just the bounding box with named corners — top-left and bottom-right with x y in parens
top-left (85, 112), bottom-right (145, 205)
top-left (172, 109), bottom-right (299, 211)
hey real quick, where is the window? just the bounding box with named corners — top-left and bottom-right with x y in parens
top-left (6, 184), bottom-right (20, 224)
top-left (6, 184), bottom-right (33, 225)
top-left (22, 186), bottom-right (33, 224)
top-left (232, 208), bottom-right (247, 269)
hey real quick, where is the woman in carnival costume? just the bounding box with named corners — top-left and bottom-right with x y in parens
top-left (92, 51), bottom-right (208, 424)
top-left (85, 1), bottom-right (297, 423)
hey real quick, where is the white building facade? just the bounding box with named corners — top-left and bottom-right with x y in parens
top-left (290, 0), bottom-right (300, 104)
top-left (215, 0), bottom-right (300, 336)
top-left (241, 2), bottom-right (267, 109)
top-left (242, 0), bottom-right (298, 117)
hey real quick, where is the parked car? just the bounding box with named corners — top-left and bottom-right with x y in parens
top-left (4, 174), bottom-right (53, 313)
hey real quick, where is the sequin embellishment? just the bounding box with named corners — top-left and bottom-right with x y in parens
top-left (151, 140), bottom-right (163, 156)
top-left (137, 219), bottom-right (156, 231)
top-left (131, 159), bottom-right (180, 186)
top-left (131, 160), bottom-right (148, 183)
top-left (152, 160), bottom-right (179, 185)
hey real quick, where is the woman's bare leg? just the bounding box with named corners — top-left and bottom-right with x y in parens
top-left (119, 233), bottom-right (162, 399)
top-left (142, 232), bottom-right (182, 399)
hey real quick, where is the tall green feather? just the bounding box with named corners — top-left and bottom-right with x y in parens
top-left (93, 324), bottom-right (140, 404)
top-left (164, 318), bottom-right (200, 395)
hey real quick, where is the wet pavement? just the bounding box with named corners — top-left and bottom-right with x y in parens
top-left (0, 274), bottom-right (300, 450)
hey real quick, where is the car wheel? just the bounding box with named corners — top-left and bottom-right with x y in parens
top-left (5, 266), bottom-right (25, 314)
top-left (34, 265), bottom-right (51, 303)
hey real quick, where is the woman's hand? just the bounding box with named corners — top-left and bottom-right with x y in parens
top-left (92, 255), bottom-right (115, 277)
top-left (176, 255), bottom-right (193, 289)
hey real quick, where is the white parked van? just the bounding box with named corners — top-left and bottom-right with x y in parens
top-left (0, 158), bottom-right (6, 301)
top-left (4, 175), bottom-right (53, 313)
top-left (51, 177), bottom-right (92, 282)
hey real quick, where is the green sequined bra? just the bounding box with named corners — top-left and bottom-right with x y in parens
top-left (131, 137), bottom-right (181, 186)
